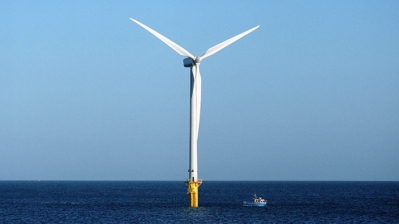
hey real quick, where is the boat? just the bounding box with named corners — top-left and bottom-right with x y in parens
top-left (243, 193), bottom-right (267, 207)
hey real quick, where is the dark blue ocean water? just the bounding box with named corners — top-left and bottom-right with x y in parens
top-left (0, 181), bottom-right (398, 223)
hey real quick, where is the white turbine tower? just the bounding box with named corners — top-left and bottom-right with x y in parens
top-left (130, 18), bottom-right (259, 207)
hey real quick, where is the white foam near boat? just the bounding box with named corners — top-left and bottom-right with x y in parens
top-left (243, 193), bottom-right (267, 207)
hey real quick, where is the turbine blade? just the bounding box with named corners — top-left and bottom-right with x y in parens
top-left (130, 18), bottom-right (194, 59)
top-left (191, 65), bottom-right (201, 140)
top-left (200, 25), bottom-right (260, 60)
top-left (196, 66), bottom-right (201, 136)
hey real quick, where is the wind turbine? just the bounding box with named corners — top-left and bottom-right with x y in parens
top-left (130, 18), bottom-right (259, 207)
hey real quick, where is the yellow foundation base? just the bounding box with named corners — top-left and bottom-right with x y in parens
top-left (185, 179), bottom-right (202, 207)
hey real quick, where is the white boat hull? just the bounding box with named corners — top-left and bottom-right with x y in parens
top-left (243, 201), bottom-right (267, 207)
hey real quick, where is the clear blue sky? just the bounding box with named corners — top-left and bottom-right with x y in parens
top-left (1, 1), bottom-right (398, 181)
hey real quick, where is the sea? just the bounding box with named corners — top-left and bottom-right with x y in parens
top-left (0, 181), bottom-right (398, 223)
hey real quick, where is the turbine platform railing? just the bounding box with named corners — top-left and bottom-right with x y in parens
top-left (184, 179), bottom-right (202, 184)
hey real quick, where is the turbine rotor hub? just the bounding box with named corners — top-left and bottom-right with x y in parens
top-left (194, 57), bottom-right (202, 64)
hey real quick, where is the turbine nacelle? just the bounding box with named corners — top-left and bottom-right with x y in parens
top-left (183, 57), bottom-right (202, 68)
top-left (183, 58), bottom-right (194, 68)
